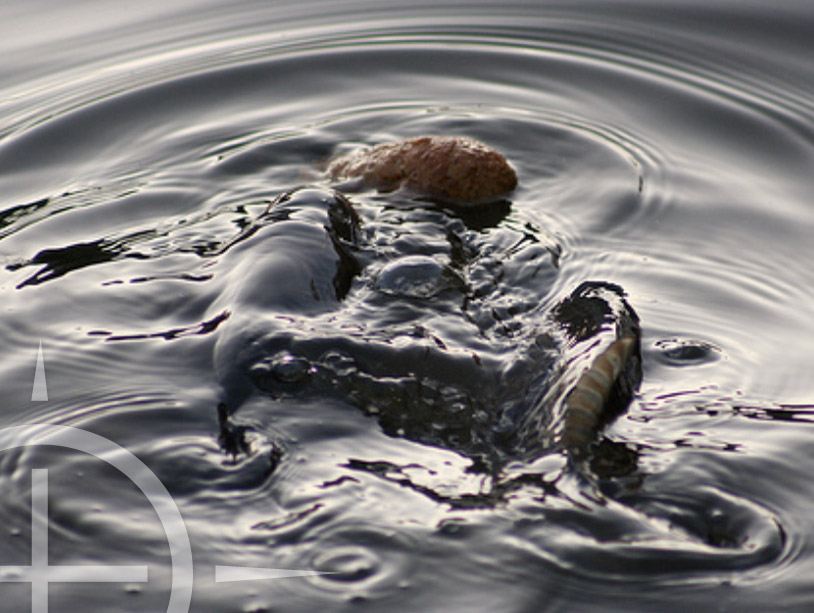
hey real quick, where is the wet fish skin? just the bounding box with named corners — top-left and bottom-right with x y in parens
top-left (561, 335), bottom-right (639, 457)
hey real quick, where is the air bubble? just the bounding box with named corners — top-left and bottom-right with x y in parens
top-left (375, 255), bottom-right (446, 298)
top-left (655, 339), bottom-right (720, 366)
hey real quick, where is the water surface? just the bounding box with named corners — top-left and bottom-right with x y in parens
top-left (1, 1), bottom-right (814, 611)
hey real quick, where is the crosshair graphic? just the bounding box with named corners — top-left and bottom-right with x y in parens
top-left (0, 341), bottom-right (330, 612)
top-left (0, 424), bottom-right (194, 613)
top-left (0, 469), bottom-right (148, 612)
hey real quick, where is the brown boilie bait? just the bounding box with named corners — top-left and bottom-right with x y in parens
top-left (327, 135), bottom-right (518, 204)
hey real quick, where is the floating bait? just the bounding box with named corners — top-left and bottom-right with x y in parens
top-left (327, 135), bottom-right (518, 203)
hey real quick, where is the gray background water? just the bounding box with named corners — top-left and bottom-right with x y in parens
top-left (1, 1), bottom-right (813, 611)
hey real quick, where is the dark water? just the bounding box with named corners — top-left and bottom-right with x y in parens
top-left (1, 1), bottom-right (814, 611)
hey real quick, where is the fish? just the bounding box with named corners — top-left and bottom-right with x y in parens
top-left (511, 281), bottom-right (642, 463)
top-left (214, 139), bottom-right (641, 470)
